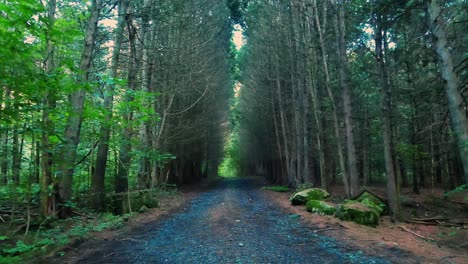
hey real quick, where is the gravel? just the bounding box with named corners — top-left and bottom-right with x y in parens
top-left (75, 178), bottom-right (390, 264)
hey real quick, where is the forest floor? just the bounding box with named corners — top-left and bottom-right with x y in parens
top-left (265, 184), bottom-right (468, 264)
top-left (0, 181), bottom-right (211, 264)
top-left (36, 177), bottom-right (467, 264)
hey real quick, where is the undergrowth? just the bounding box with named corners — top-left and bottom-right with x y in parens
top-left (0, 188), bottom-right (181, 263)
top-left (0, 212), bottom-right (132, 263)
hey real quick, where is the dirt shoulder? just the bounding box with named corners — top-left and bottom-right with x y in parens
top-left (263, 190), bottom-right (468, 264)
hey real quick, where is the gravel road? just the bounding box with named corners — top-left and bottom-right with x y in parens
top-left (73, 178), bottom-right (391, 264)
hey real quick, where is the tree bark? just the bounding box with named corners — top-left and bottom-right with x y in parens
top-left (91, 0), bottom-right (128, 211)
top-left (374, 19), bottom-right (400, 220)
top-left (40, 0), bottom-right (56, 218)
top-left (137, 0), bottom-right (154, 189)
top-left (287, 0), bottom-right (299, 186)
top-left (331, 0), bottom-right (359, 196)
top-left (338, 2), bottom-right (359, 195)
top-left (362, 108), bottom-right (370, 186)
top-left (313, 0), bottom-right (348, 195)
top-left (12, 113), bottom-right (20, 184)
top-left (1, 89), bottom-right (12, 185)
top-left (115, 8), bottom-right (139, 195)
top-left (57, 0), bottom-right (102, 218)
top-left (428, 0), bottom-right (468, 184)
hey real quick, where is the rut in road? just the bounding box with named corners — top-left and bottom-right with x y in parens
top-left (73, 178), bottom-right (391, 264)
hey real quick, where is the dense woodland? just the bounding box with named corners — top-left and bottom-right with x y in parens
top-left (0, 0), bottom-right (467, 224)
top-left (226, 0), bottom-right (467, 220)
top-left (0, 0), bottom-right (233, 219)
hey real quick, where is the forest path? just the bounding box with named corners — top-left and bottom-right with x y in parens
top-left (69, 178), bottom-right (391, 264)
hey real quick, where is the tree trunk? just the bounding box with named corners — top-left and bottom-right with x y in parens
top-left (332, 0), bottom-right (359, 196)
top-left (271, 95), bottom-right (285, 180)
top-left (299, 0), bottom-right (311, 183)
top-left (274, 43), bottom-right (291, 185)
top-left (375, 21), bottom-right (400, 220)
top-left (56, 0), bottom-right (102, 218)
top-left (1, 89), bottom-right (11, 185)
top-left (12, 117), bottom-right (20, 184)
top-left (91, 0), bottom-right (128, 211)
top-left (137, 0), bottom-right (154, 189)
top-left (287, 0), bottom-right (298, 186)
top-left (115, 9), bottom-right (139, 195)
top-left (428, 0), bottom-right (468, 184)
top-left (313, 0), bottom-right (349, 195)
top-left (362, 109), bottom-right (370, 186)
top-left (40, 0), bottom-right (57, 218)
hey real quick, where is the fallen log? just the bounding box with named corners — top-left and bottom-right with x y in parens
top-left (405, 217), bottom-right (468, 227)
top-left (448, 219), bottom-right (468, 225)
top-left (399, 225), bottom-right (435, 242)
top-left (411, 216), bottom-right (445, 221)
top-left (405, 219), bottom-right (438, 225)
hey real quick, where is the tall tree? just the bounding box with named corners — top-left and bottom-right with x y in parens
top-left (331, 0), bottom-right (360, 196)
top-left (41, 0), bottom-right (57, 217)
top-left (57, 0), bottom-right (103, 218)
top-left (91, 0), bottom-right (129, 211)
top-left (427, 0), bottom-right (468, 184)
top-left (372, 4), bottom-right (400, 220)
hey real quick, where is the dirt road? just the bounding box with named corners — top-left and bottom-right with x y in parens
top-left (67, 178), bottom-right (404, 264)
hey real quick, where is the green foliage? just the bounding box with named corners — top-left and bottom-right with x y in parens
top-left (0, 211), bottom-right (136, 261)
top-left (0, 184), bottom-right (40, 203)
top-left (397, 143), bottom-right (430, 161)
top-left (0, 256), bottom-right (22, 264)
top-left (3, 240), bottom-right (34, 255)
top-left (444, 185), bottom-right (467, 198)
top-left (92, 213), bottom-right (127, 232)
top-left (306, 189), bottom-right (330, 201)
top-left (219, 129), bottom-right (241, 178)
top-left (261, 186), bottom-right (291, 192)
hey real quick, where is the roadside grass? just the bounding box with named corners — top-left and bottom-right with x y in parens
top-left (262, 186), bottom-right (291, 192)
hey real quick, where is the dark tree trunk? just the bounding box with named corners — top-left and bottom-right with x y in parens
top-left (91, 0), bottom-right (129, 211)
top-left (375, 19), bottom-right (400, 220)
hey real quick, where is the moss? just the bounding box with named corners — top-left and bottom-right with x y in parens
top-left (354, 191), bottom-right (387, 214)
top-left (290, 188), bottom-right (330, 205)
top-left (336, 200), bottom-right (379, 227)
top-left (306, 188), bottom-right (330, 201)
top-left (360, 198), bottom-right (383, 216)
top-left (306, 200), bottom-right (335, 215)
top-left (262, 186), bottom-right (291, 192)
